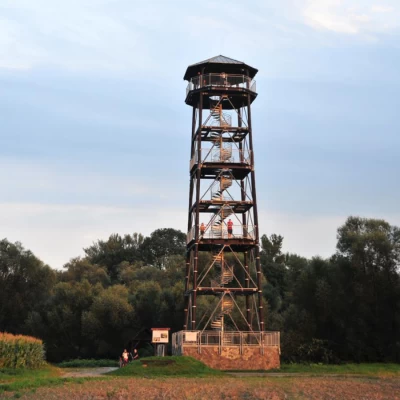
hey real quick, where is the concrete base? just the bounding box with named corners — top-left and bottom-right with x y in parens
top-left (181, 346), bottom-right (280, 370)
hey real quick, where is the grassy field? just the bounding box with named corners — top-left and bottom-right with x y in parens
top-left (271, 362), bottom-right (400, 376)
top-left (0, 357), bottom-right (218, 396)
top-left (0, 365), bottom-right (107, 395)
top-left (110, 356), bottom-right (223, 377)
top-left (0, 358), bottom-right (399, 399)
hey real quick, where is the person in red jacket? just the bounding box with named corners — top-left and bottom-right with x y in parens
top-left (227, 219), bottom-right (233, 238)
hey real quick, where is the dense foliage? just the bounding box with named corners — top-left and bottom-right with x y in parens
top-left (0, 219), bottom-right (399, 363)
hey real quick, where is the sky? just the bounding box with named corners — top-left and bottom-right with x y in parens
top-left (0, 0), bottom-right (399, 269)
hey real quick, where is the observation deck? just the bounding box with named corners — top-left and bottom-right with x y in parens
top-left (185, 73), bottom-right (257, 109)
top-left (187, 223), bottom-right (257, 251)
top-left (190, 147), bottom-right (252, 180)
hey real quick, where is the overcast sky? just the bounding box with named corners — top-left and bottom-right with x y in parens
top-left (1, 0), bottom-right (399, 268)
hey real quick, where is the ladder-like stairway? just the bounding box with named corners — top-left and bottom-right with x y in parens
top-left (210, 252), bottom-right (234, 287)
top-left (211, 177), bottom-right (232, 200)
top-left (210, 296), bottom-right (234, 330)
top-left (211, 203), bottom-right (233, 237)
top-left (210, 131), bottom-right (232, 162)
top-left (210, 104), bottom-right (231, 128)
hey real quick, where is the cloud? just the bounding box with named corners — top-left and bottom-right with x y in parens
top-left (0, 159), bottom-right (156, 201)
top-left (260, 211), bottom-right (343, 258)
top-left (0, 0), bottom-right (156, 72)
top-left (371, 5), bottom-right (394, 13)
top-left (1, 160), bottom-right (399, 269)
top-left (0, 157), bottom-right (189, 216)
top-left (0, 157), bottom-right (187, 268)
top-left (302, 0), bottom-right (400, 37)
top-left (1, 0), bottom-right (399, 270)
top-left (0, 18), bottom-right (45, 70)
top-left (1, 0), bottom-right (398, 73)
top-left (0, 202), bottom-right (187, 269)
top-left (3, 201), bottom-right (399, 270)
top-left (260, 211), bottom-right (400, 259)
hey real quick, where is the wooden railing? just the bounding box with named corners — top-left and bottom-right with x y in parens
top-left (190, 148), bottom-right (251, 170)
top-left (172, 330), bottom-right (280, 354)
top-left (187, 224), bottom-right (255, 243)
top-left (186, 73), bottom-right (256, 96)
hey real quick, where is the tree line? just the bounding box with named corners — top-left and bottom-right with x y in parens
top-left (0, 217), bottom-right (399, 363)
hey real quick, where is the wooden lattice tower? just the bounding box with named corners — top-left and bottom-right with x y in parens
top-left (183, 56), bottom-right (264, 333)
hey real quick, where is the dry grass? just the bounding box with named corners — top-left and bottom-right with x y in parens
top-left (1, 375), bottom-right (400, 400)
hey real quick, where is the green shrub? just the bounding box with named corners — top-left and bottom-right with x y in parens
top-left (0, 332), bottom-right (45, 369)
top-left (57, 359), bottom-right (118, 368)
top-left (110, 356), bottom-right (222, 377)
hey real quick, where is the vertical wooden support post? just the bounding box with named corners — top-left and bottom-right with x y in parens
top-left (247, 94), bottom-right (264, 332)
top-left (192, 93), bottom-right (203, 331)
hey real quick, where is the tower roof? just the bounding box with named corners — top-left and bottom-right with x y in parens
top-left (184, 55), bottom-right (258, 81)
top-left (192, 55), bottom-right (244, 66)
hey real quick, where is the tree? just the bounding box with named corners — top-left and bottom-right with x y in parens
top-left (25, 279), bottom-right (104, 361)
top-left (131, 281), bottom-right (162, 328)
top-left (335, 216), bottom-right (400, 361)
top-left (82, 285), bottom-right (136, 357)
top-left (280, 257), bottom-right (338, 363)
top-left (260, 234), bottom-right (286, 289)
top-left (61, 257), bottom-right (110, 286)
top-left (4, 217), bottom-right (399, 364)
top-left (140, 228), bottom-right (186, 269)
top-left (0, 239), bottom-right (55, 333)
top-left (261, 234), bottom-right (285, 264)
top-left (260, 234), bottom-right (287, 312)
top-left (84, 233), bottom-right (144, 282)
top-left (337, 216), bottom-right (400, 275)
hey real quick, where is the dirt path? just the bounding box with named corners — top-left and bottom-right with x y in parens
top-left (62, 367), bottom-right (118, 378)
top-left (61, 369), bottom-right (373, 379)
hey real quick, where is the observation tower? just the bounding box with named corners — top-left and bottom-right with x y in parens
top-left (172, 56), bottom-right (280, 370)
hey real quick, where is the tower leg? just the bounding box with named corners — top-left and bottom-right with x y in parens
top-left (255, 247), bottom-right (264, 331)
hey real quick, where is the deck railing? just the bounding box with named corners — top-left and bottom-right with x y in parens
top-left (190, 148), bottom-right (251, 170)
top-left (186, 74), bottom-right (257, 96)
top-left (172, 330), bottom-right (280, 354)
top-left (187, 224), bottom-right (255, 243)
